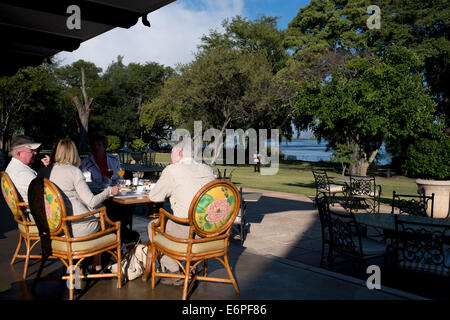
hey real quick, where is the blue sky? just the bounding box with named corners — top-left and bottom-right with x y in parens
top-left (244, 0), bottom-right (310, 29)
top-left (56, 0), bottom-right (311, 71)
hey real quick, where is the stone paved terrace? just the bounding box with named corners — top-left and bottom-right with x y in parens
top-left (1, 187), bottom-right (446, 301)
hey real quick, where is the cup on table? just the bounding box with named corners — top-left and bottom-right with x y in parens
top-left (136, 185), bottom-right (145, 193)
top-left (132, 177), bottom-right (139, 186)
top-left (118, 187), bottom-right (131, 196)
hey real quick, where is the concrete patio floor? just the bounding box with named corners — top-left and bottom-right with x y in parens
top-left (1, 187), bottom-right (446, 301)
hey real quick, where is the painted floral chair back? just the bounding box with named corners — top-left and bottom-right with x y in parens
top-left (189, 179), bottom-right (240, 237)
top-left (28, 177), bottom-right (65, 236)
top-left (1, 171), bottom-right (27, 221)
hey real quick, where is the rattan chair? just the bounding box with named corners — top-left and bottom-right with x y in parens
top-left (1, 171), bottom-right (40, 279)
top-left (27, 177), bottom-right (122, 300)
top-left (149, 179), bottom-right (241, 300)
top-left (312, 169), bottom-right (345, 206)
top-left (316, 194), bottom-right (387, 271)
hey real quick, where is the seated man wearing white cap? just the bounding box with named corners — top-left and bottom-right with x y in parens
top-left (5, 135), bottom-right (50, 204)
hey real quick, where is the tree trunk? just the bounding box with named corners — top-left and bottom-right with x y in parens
top-left (341, 162), bottom-right (346, 176)
top-left (210, 117), bottom-right (231, 165)
top-left (69, 67), bottom-right (93, 154)
top-left (136, 95), bottom-right (143, 138)
top-left (0, 88), bottom-right (26, 152)
top-left (348, 141), bottom-right (379, 176)
top-left (349, 160), bottom-right (370, 176)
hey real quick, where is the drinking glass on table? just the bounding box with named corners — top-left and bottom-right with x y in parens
top-left (104, 169), bottom-right (115, 186)
top-left (117, 167), bottom-right (125, 186)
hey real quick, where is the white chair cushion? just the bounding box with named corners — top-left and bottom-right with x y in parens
top-left (353, 190), bottom-right (380, 197)
top-left (51, 233), bottom-right (117, 252)
top-left (398, 261), bottom-right (449, 277)
top-left (18, 224), bottom-right (39, 234)
top-left (154, 233), bottom-right (225, 254)
top-left (318, 184), bottom-right (344, 193)
top-left (329, 184), bottom-right (345, 193)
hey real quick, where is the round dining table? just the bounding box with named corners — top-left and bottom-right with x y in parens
top-left (354, 211), bottom-right (450, 231)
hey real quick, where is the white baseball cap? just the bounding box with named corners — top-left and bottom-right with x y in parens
top-left (11, 135), bottom-right (41, 151)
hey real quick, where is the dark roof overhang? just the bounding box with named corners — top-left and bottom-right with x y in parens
top-left (0, 0), bottom-right (176, 76)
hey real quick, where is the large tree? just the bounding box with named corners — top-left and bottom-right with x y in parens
top-left (289, 46), bottom-right (435, 176)
top-left (0, 63), bottom-right (71, 151)
top-left (286, 0), bottom-right (450, 131)
top-left (198, 15), bottom-right (294, 139)
top-left (97, 57), bottom-right (173, 145)
top-left (57, 60), bottom-right (104, 153)
top-left (369, 0), bottom-right (450, 133)
top-left (200, 15), bottom-right (290, 74)
top-left (141, 46), bottom-right (274, 164)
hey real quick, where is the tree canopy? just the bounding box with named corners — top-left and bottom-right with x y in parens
top-left (0, 62), bottom-right (75, 151)
top-left (200, 15), bottom-right (290, 74)
top-left (141, 46), bottom-right (275, 163)
top-left (285, 0), bottom-right (450, 131)
top-left (288, 46), bottom-right (435, 175)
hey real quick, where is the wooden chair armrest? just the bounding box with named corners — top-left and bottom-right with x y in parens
top-left (151, 208), bottom-right (191, 244)
top-left (152, 227), bottom-right (191, 244)
top-left (191, 233), bottom-right (228, 243)
top-left (102, 213), bottom-right (120, 229)
top-left (16, 219), bottom-right (36, 227)
top-left (64, 206), bottom-right (106, 222)
top-left (159, 208), bottom-right (189, 225)
top-left (17, 202), bottom-right (29, 207)
top-left (68, 227), bottom-right (120, 243)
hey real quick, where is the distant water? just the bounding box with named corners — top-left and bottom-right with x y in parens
top-left (279, 139), bottom-right (391, 165)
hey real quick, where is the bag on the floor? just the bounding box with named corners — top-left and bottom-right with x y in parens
top-left (108, 243), bottom-right (148, 281)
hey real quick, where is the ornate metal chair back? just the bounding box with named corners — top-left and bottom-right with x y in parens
top-left (394, 215), bottom-right (450, 276)
top-left (312, 169), bottom-right (330, 192)
top-left (392, 191), bottom-right (434, 218)
top-left (316, 195), bottom-right (331, 231)
top-left (328, 210), bottom-right (362, 256)
top-left (349, 175), bottom-right (376, 196)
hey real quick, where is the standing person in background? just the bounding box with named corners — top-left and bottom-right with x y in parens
top-left (5, 135), bottom-right (50, 204)
top-left (81, 133), bottom-right (121, 184)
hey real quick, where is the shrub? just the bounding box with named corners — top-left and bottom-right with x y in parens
top-left (403, 130), bottom-right (450, 180)
top-left (107, 135), bottom-right (121, 152)
top-left (131, 138), bottom-right (147, 152)
top-left (331, 143), bottom-right (356, 176)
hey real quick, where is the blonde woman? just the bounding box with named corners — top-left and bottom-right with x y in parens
top-left (39, 139), bottom-right (118, 271)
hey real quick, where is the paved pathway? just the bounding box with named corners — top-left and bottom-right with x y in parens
top-left (0, 189), bottom-right (431, 300)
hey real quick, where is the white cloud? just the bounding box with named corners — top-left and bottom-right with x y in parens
top-left (55, 0), bottom-right (244, 71)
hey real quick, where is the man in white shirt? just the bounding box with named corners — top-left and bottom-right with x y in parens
top-left (144, 138), bottom-right (215, 284)
top-left (5, 135), bottom-right (50, 204)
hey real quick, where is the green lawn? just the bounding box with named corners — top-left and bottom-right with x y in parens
top-left (154, 153), bottom-right (418, 205)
